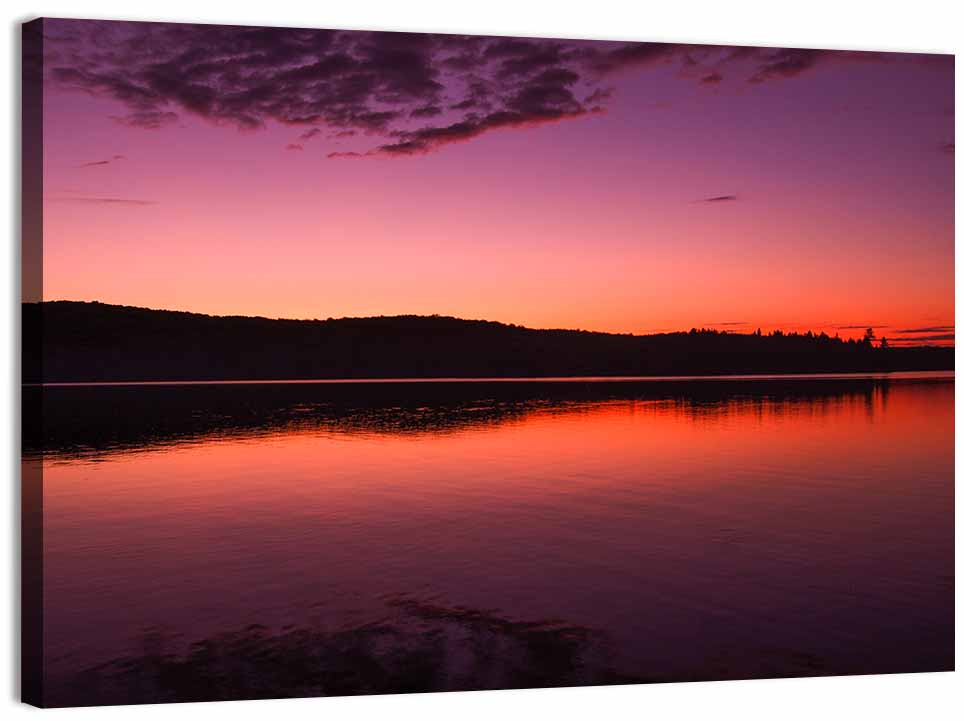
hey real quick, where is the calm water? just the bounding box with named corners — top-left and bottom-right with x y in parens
top-left (30, 373), bottom-right (954, 704)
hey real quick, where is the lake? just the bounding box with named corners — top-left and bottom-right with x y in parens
top-left (26, 372), bottom-right (954, 705)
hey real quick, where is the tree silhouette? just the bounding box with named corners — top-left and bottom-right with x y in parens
top-left (23, 302), bottom-right (953, 383)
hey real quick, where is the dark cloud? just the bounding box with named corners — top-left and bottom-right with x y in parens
top-left (890, 334), bottom-right (954, 343)
top-left (285, 143), bottom-right (303, 151)
top-left (584, 87), bottom-right (613, 105)
top-left (701, 195), bottom-right (738, 202)
top-left (941, 142), bottom-right (954, 154)
top-left (494, 43), bottom-right (567, 79)
top-left (587, 42), bottom-right (680, 75)
top-left (747, 48), bottom-right (825, 83)
top-left (894, 325), bottom-right (954, 333)
top-left (80, 155), bottom-right (126, 167)
top-left (410, 104), bottom-right (443, 118)
top-left (834, 324), bottom-right (889, 330)
top-left (43, 20), bottom-right (945, 158)
top-left (375, 108), bottom-right (596, 156)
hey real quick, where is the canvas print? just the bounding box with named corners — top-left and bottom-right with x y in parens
top-left (21, 17), bottom-right (954, 707)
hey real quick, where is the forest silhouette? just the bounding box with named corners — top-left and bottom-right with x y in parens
top-left (24, 301), bottom-right (952, 383)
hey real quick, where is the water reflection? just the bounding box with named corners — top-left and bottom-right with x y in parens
top-left (35, 375), bottom-right (954, 706)
top-left (56, 598), bottom-right (629, 706)
top-left (26, 375), bottom-right (932, 461)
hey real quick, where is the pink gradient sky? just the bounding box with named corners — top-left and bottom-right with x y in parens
top-left (39, 21), bottom-right (954, 344)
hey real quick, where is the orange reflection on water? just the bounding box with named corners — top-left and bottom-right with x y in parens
top-left (42, 379), bottom-right (954, 687)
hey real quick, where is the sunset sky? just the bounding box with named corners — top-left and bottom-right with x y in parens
top-left (38, 19), bottom-right (954, 345)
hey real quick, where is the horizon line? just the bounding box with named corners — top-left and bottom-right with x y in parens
top-left (24, 370), bottom-right (958, 388)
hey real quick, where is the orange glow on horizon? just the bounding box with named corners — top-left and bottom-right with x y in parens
top-left (38, 30), bottom-right (954, 349)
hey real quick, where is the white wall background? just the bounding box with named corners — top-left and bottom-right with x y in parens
top-left (1, 1), bottom-right (961, 718)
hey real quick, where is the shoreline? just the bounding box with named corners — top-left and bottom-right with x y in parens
top-left (26, 369), bottom-right (955, 388)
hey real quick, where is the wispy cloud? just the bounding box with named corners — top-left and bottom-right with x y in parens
top-left (701, 195), bottom-right (738, 203)
top-left (889, 333), bottom-right (954, 344)
top-left (79, 154), bottom-right (126, 168)
top-left (894, 325), bottom-right (954, 333)
top-left (51, 196), bottom-right (156, 206)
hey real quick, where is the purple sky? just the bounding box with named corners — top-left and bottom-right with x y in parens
top-left (37, 19), bottom-right (955, 343)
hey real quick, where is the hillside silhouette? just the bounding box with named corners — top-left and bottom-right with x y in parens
top-left (23, 301), bottom-right (953, 383)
